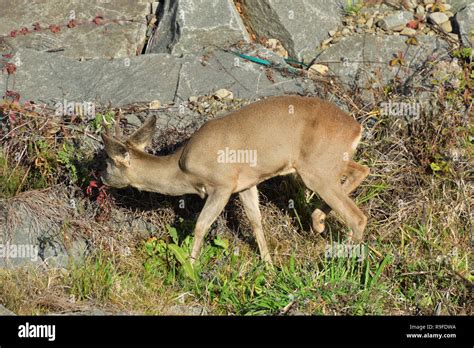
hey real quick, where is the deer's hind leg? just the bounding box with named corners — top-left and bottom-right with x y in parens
top-left (296, 158), bottom-right (368, 241)
top-left (312, 161), bottom-right (369, 233)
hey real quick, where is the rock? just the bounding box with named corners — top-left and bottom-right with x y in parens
top-left (47, 308), bottom-right (115, 316)
top-left (175, 47), bottom-right (315, 101)
top-left (0, 48), bottom-right (182, 106)
top-left (376, 11), bottom-right (413, 31)
top-left (164, 305), bottom-right (207, 315)
top-left (445, 11), bottom-right (455, 18)
top-left (149, 100), bottom-right (161, 110)
top-left (0, 0), bottom-right (150, 59)
top-left (0, 190), bottom-right (88, 268)
top-left (239, 0), bottom-right (344, 62)
top-left (440, 20), bottom-right (453, 32)
top-left (213, 88), bottom-right (233, 100)
top-left (416, 5), bottom-right (425, 16)
top-left (360, 89), bottom-right (375, 104)
top-left (431, 59), bottom-right (464, 89)
top-left (402, 0), bottom-right (418, 10)
top-left (125, 114), bottom-right (143, 128)
top-left (321, 38), bottom-right (333, 49)
top-left (447, 33), bottom-right (459, 41)
top-left (449, 0), bottom-right (471, 12)
top-left (266, 38), bottom-right (289, 58)
top-left (0, 43), bottom-right (315, 107)
top-left (0, 304), bottom-right (16, 316)
top-left (328, 30), bottom-right (337, 37)
top-left (342, 28), bottom-right (351, 36)
top-left (366, 17), bottom-right (374, 29)
top-left (401, 27), bottom-right (417, 36)
top-left (146, 0), bottom-right (249, 54)
top-left (423, 0), bottom-right (434, 4)
top-left (308, 64), bottom-right (329, 77)
top-left (315, 34), bottom-right (449, 90)
top-left (429, 12), bottom-right (450, 25)
top-left (454, 3), bottom-right (474, 47)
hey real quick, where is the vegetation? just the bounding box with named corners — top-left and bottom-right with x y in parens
top-left (0, 36), bottom-right (472, 315)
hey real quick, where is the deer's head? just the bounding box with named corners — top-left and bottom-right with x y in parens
top-left (100, 115), bottom-right (157, 188)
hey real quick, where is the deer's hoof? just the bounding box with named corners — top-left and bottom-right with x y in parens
top-left (312, 209), bottom-right (326, 233)
top-left (348, 230), bottom-right (363, 243)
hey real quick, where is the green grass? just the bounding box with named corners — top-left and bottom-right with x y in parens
top-left (0, 151), bottom-right (26, 198)
top-left (0, 49), bottom-right (471, 315)
top-left (68, 253), bottom-right (116, 301)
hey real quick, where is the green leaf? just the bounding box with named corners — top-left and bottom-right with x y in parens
top-left (430, 162), bottom-right (441, 172)
top-left (369, 255), bottom-right (391, 289)
top-left (213, 236), bottom-right (229, 250)
top-left (166, 225), bottom-right (179, 245)
top-left (168, 244), bottom-right (196, 282)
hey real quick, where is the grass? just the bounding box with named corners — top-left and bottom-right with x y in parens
top-left (0, 41), bottom-right (472, 315)
top-left (0, 201), bottom-right (470, 315)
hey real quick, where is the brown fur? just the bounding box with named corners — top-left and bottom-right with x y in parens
top-left (101, 96), bottom-right (369, 264)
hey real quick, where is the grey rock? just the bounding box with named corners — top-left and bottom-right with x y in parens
top-left (48, 309), bottom-right (112, 316)
top-left (0, 191), bottom-right (88, 268)
top-left (416, 5), bottom-right (425, 16)
top-left (175, 48), bottom-right (315, 102)
top-left (0, 48), bottom-right (181, 106)
top-left (1, 46), bottom-right (314, 107)
top-left (315, 34), bottom-right (450, 90)
top-left (0, 304), bottom-right (16, 316)
top-left (454, 3), bottom-right (474, 47)
top-left (376, 11), bottom-right (413, 31)
top-left (429, 12), bottom-right (450, 25)
top-left (239, 0), bottom-right (345, 62)
top-left (165, 305), bottom-right (207, 315)
top-left (449, 0), bottom-right (472, 13)
top-left (404, 0), bottom-right (418, 9)
top-left (0, 0), bottom-right (150, 59)
top-left (147, 0), bottom-right (249, 54)
top-left (125, 114), bottom-right (145, 129)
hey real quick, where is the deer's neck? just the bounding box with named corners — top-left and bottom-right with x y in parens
top-left (130, 149), bottom-right (196, 196)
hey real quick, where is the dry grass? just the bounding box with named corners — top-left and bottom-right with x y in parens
top-left (0, 42), bottom-right (472, 315)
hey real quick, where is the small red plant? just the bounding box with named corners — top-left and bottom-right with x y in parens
top-left (67, 19), bottom-right (77, 28)
top-left (92, 15), bottom-right (104, 25)
top-left (3, 63), bottom-right (17, 75)
top-left (406, 20), bottom-right (418, 29)
top-left (19, 27), bottom-right (29, 35)
top-left (86, 175), bottom-right (111, 207)
top-left (4, 90), bottom-right (20, 103)
top-left (49, 24), bottom-right (61, 33)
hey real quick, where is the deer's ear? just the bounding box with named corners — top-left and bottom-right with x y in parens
top-left (102, 133), bottom-right (131, 167)
top-left (126, 115), bottom-right (157, 151)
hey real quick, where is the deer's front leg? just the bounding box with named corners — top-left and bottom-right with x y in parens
top-left (239, 186), bottom-right (272, 264)
top-left (190, 188), bottom-right (232, 264)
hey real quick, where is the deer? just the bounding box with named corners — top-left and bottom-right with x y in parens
top-left (100, 95), bottom-right (370, 265)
